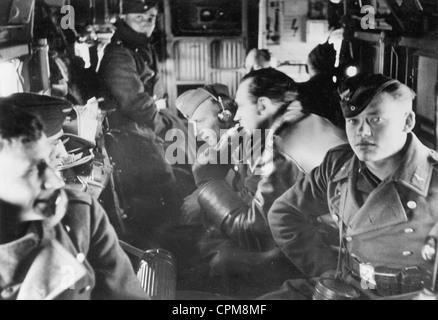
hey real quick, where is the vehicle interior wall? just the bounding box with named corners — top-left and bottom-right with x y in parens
top-left (0, 0), bottom-right (437, 147)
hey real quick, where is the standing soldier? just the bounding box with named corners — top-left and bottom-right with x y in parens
top-left (265, 74), bottom-right (438, 299)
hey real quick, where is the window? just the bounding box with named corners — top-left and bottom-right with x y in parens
top-left (0, 59), bottom-right (22, 97)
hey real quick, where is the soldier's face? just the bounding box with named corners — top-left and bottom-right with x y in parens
top-left (125, 8), bottom-right (158, 37)
top-left (0, 135), bottom-right (65, 222)
top-left (190, 101), bottom-right (223, 146)
top-left (234, 79), bottom-right (266, 133)
top-left (346, 92), bottom-right (414, 164)
top-left (48, 133), bottom-right (69, 169)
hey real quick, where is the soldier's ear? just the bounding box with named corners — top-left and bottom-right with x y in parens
top-left (257, 97), bottom-right (267, 114)
top-left (404, 111), bottom-right (416, 133)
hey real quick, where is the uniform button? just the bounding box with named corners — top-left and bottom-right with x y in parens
top-left (65, 225), bottom-right (71, 233)
top-left (422, 244), bottom-right (436, 261)
top-left (404, 228), bottom-right (415, 234)
top-left (402, 251), bottom-right (413, 257)
top-left (332, 215), bottom-right (340, 223)
top-left (345, 237), bottom-right (353, 242)
top-left (76, 253), bottom-right (86, 264)
top-left (407, 201), bottom-right (417, 210)
top-left (80, 285), bottom-right (92, 294)
top-left (350, 106), bottom-right (356, 111)
top-left (234, 166), bottom-right (239, 172)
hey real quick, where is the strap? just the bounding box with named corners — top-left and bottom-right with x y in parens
top-left (335, 181), bottom-right (349, 279)
top-left (119, 240), bottom-right (146, 259)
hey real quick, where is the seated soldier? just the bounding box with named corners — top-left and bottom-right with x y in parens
top-left (1, 93), bottom-right (100, 196)
top-left (98, 0), bottom-right (186, 141)
top-left (98, 0), bottom-right (194, 249)
top-left (0, 102), bottom-right (148, 300)
top-left (298, 42), bottom-right (345, 129)
top-left (189, 69), bottom-right (346, 296)
top-left (265, 74), bottom-right (438, 300)
top-left (176, 84), bottom-right (259, 225)
top-left (0, 93), bottom-right (75, 169)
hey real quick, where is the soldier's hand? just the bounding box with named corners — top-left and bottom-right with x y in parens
top-left (180, 191), bottom-right (202, 226)
top-left (155, 99), bottom-right (167, 111)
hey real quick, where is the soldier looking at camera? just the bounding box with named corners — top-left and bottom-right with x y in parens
top-left (264, 74), bottom-right (438, 300)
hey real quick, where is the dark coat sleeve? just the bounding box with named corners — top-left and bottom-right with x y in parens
top-left (85, 197), bottom-right (149, 300)
top-left (198, 149), bottom-right (304, 252)
top-left (268, 152), bottom-right (339, 278)
top-left (99, 46), bottom-right (163, 131)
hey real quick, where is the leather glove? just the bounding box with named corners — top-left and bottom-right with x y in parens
top-left (192, 147), bottom-right (232, 187)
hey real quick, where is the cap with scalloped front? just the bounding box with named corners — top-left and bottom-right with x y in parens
top-left (340, 74), bottom-right (400, 118)
top-left (0, 93), bottom-right (73, 138)
top-left (123, 0), bottom-right (158, 14)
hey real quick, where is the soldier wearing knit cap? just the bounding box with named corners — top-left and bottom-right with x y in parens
top-left (175, 84), bottom-right (240, 226)
top-left (176, 84), bottom-right (236, 146)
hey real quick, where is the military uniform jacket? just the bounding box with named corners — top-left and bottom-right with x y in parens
top-left (198, 108), bottom-right (347, 252)
top-left (99, 20), bottom-right (166, 135)
top-left (0, 189), bottom-right (148, 300)
top-left (269, 133), bottom-right (438, 278)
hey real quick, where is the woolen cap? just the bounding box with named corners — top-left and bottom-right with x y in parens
top-left (176, 84), bottom-right (231, 119)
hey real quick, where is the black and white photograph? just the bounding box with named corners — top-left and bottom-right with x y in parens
top-left (0, 0), bottom-right (438, 304)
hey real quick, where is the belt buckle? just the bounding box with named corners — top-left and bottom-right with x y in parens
top-left (360, 263), bottom-right (377, 288)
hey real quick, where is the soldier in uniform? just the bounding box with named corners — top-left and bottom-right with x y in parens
top-left (265, 74), bottom-right (438, 299)
top-left (176, 84), bottom-right (237, 148)
top-left (176, 84), bottom-right (254, 226)
top-left (186, 69), bottom-right (345, 296)
top-left (0, 93), bottom-right (74, 169)
top-left (99, 0), bottom-right (184, 139)
top-left (0, 102), bottom-right (148, 300)
top-left (298, 41), bottom-right (345, 129)
top-left (98, 0), bottom-right (192, 249)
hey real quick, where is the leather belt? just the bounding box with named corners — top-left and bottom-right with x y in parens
top-left (344, 252), bottom-right (424, 296)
